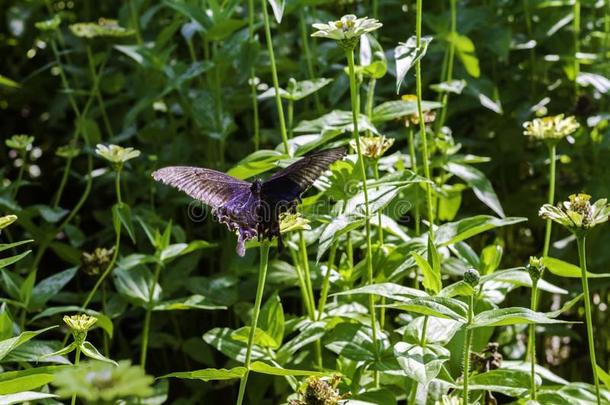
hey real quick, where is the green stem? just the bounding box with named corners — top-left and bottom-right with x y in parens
top-left (53, 156), bottom-right (72, 208)
top-left (543, 144), bottom-right (556, 257)
top-left (573, 0), bottom-right (581, 101)
top-left (462, 294), bottom-right (474, 405)
top-left (299, 7), bottom-right (321, 113)
top-left (407, 126), bottom-right (421, 236)
top-left (70, 346), bottom-right (81, 405)
top-left (10, 150), bottom-right (27, 200)
top-left (287, 99), bottom-right (294, 139)
top-left (415, 0), bottom-right (435, 239)
top-left (260, 0), bottom-right (289, 154)
top-left (576, 235), bottom-right (601, 405)
top-left (248, 0), bottom-right (260, 150)
top-left (115, 167), bottom-right (123, 205)
top-left (129, 0), bottom-right (143, 44)
top-left (289, 247), bottom-right (314, 318)
top-left (86, 46), bottom-right (113, 139)
top-left (346, 47), bottom-right (379, 386)
top-left (141, 262), bottom-right (162, 368)
top-left (236, 243), bottom-right (270, 405)
top-left (435, 0), bottom-right (456, 133)
top-left (299, 232), bottom-right (316, 316)
top-left (82, 228), bottom-right (120, 310)
top-left (528, 282), bottom-right (538, 400)
top-left (317, 242), bottom-right (337, 320)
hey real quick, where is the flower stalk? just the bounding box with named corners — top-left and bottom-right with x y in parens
top-left (236, 243), bottom-right (270, 405)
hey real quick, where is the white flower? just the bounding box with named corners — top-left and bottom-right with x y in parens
top-left (523, 114), bottom-right (579, 142)
top-left (350, 135), bottom-right (394, 159)
top-left (95, 144), bottom-right (141, 165)
top-left (539, 193), bottom-right (610, 234)
top-left (311, 15), bottom-right (382, 41)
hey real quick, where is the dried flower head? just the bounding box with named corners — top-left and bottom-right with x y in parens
top-left (52, 360), bottom-right (153, 402)
top-left (523, 114), bottom-right (579, 142)
top-left (280, 213), bottom-right (311, 234)
top-left (81, 247), bottom-right (115, 276)
top-left (539, 193), bottom-right (610, 234)
top-left (95, 144), bottom-right (141, 165)
top-left (349, 135), bottom-right (394, 159)
top-left (64, 314), bottom-right (97, 343)
top-left (289, 375), bottom-right (348, 405)
top-left (400, 94), bottom-right (437, 127)
top-left (5, 134), bottom-right (34, 151)
top-left (56, 144), bottom-right (80, 159)
top-left (312, 15), bottom-right (382, 50)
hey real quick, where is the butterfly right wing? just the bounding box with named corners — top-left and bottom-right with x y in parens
top-left (152, 166), bottom-right (252, 210)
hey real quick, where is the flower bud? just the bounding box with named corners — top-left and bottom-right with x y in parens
top-left (463, 268), bottom-right (480, 287)
top-left (63, 314), bottom-right (97, 344)
top-left (526, 256), bottom-right (545, 283)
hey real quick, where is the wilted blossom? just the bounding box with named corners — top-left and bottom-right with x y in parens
top-left (95, 144), bottom-right (141, 165)
top-left (350, 135), bottom-right (394, 159)
top-left (289, 375), bottom-right (347, 405)
top-left (81, 247), bottom-right (115, 276)
top-left (401, 94), bottom-right (437, 127)
top-left (523, 114), bottom-right (579, 142)
top-left (5, 134), bottom-right (34, 151)
top-left (312, 15), bottom-right (382, 50)
top-left (539, 193), bottom-right (610, 234)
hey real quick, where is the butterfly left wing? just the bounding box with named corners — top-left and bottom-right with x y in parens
top-left (261, 146), bottom-right (347, 202)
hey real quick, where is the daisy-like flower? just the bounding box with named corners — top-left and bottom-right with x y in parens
top-left (539, 193), bottom-right (610, 234)
top-left (96, 144), bottom-right (141, 165)
top-left (312, 14), bottom-right (382, 50)
top-left (5, 134), bottom-right (34, 151)
top-left (279, 212), bottom-right (311, 234)
top-left (523, 114), bottom-right (579, 142)
top-left (64, 314), bottom-right (97, 343)
top-left (350, 135), bottom-right (394, 159)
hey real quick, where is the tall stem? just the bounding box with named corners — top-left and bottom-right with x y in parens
top-left (299, 7), bottom-right (321, 113)
top-left (298, 232), bottom-right (316, 315)
top-left (435, 0), bottom-right (456, 133)
top-left (576, 236), bottom-right (601, 405)
top-left (415, 0), bottom-right (435, 239)
top-left (129, 0), bottom-right (143, 44)
top-left (543, 144), bottom-right (557, 257)
top-left (236, 243), bottom-right (270, 405)
top-left (10, 150), bottom-right (27, 200)
top-left (70, 347), bottom-right (81, 405)
top-left (141, 262), bottom-right (162, 368)
top-left (528, 282), bottom-right (539, 400)
top-left (317, 242), bottom-right (337, 320)
top-left (462, 294), bottom-right (474, 405)
top-left (248, 0), bottom-right (260, 150)
top-left (407, 126), bottom-right (421, 236)
top-left (287, 99), bottom-right (294, 139)
top-left (346, 47), bottom-right (379, 386)
top-left (260, 0), bottom-right (289, 154)
top-left (573, 0), bottom-right (581, 101)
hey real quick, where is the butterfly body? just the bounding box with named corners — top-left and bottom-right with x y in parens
top-left (152, 147), bottom-right (346, 256)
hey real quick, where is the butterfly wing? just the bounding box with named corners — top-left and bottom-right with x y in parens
top-left (262, 146), bottom-right (347, 202)
top-left (152, 167), bottom-right (258, 256)
top-left (152, 166), bottom-right (251, 210)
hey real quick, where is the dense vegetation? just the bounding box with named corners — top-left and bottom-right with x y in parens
top-left (1, 0), bottom-right (610, 404)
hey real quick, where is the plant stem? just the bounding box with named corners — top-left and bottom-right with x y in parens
top-left (86, 46), bottom-right (113, 139)
top-left (298, 232), bottom-right (316, 315)
top-left (573, 0), bottom-right (581, 101)
top-left (407, 127), bottom-right (421, 236)
top-left (415, 0), bottom-right (435, 239)
top-left (543, 144), bottom-right (557, 257)
top-left (236, 243), bottom-right (270, 405)
top-left (435, 0), bottom-right (456, 133)
top-left (576, 235), bottom-right (601, 405)
top-left (70, 346), bottom-right (81, 405)
top-left (141, 262), bottom-right (162, 368)
top-left (260, 0), bottom-right (289, 155)
top-left (248, 0), bottom-right (260, 150)
top-left (10, 150), bottom-right (27, 200)
top-left (129, 0), bottom-right (143, 44)
top-left (462, 294), bottom-right (474, 405)
top-left (529, 282), bottom-right (539, 400)
top-left (287, 99), bottom-right (294, 139)
top-left (346, 47), bottom-right (379, 386)
top-left (289, 247), bottom-right (314, 318)
top-left (299, 7), bottom-right (321, 113)
top-left (317, 242), bottom-right (337, 320)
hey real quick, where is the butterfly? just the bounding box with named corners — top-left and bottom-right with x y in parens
top-left (152, 147), bottom-right (347, 256)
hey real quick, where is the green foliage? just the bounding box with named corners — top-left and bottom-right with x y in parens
top-left (1, 0), bottom-right (609, 403)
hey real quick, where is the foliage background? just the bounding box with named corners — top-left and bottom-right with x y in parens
top-left (1, 0), bottom-right (609, 403)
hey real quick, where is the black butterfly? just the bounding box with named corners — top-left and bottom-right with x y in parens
top-left (152, 147), bottom-right (347, 256)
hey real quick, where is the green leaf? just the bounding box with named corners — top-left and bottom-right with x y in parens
top-left (0, 366), bottom-right (66, 394)
top-left (462, 369), bottom-right (534, 397)
top-left (435, 215), bottom-right (527, 246)
top-left (153, 295), bottom-right (226, 311)
top-left (438, 280), bottom-right (474, 298)
top-left (0, 326), bottom-right (56, 361)
top-left (293, 110), bottom-right (379, 136)
top-left (257, 292), bottom-right (285, 349)
top-left (546, 293), bottom-right (583, 318)
top-left (227, 149), bottom-right (285, 180)
top-left (0, 239), bottom-right (33, 253)
top-left (0, 250), bottom-right (31, 270)
top-left (79, 341), bottom-right (118, 366)
top-left (38, 342), bottom-right (77, 361)
top-left (332, 283), bottom-right (427, 301)
top-left (394, 36), bottom-right (432, 93)
top-left (324, 323), bottom-right (387, 362)
top-left (113, 266), bottom-right (160, 307)
top-left (411, 251), bottom-right (441, 295)
top-left (445, 162), bottom-right (505, 218)
top-left (479, 268), bottom-right (567, 295)
top-left (0, 75), bottom-right (20, 89)
top-left (231, 326), bottom-right (278, 348)
top-left (470, 307), bottom-right (575, 329)
top-left (203, 328), bottom-right (266, 363)
top-left (597, 365), bottom-right (610, 390)
top-left (384, 297), bottom-right (468, 322)
top-left (31, 306), bottom-right (113, 338)
top-left (430, 79), bottom-right (466, 94)
top-left (394, 342), bottom-right (450, 385)
top-left (446, 32), bottom-right (480, 78)
top-left (29, 267), bottom-right (77, 309)
top-left (250, 361), bottom-right (328, 376)
top-left (267, 0), bottom-right (285, 23)
top-left (0, 392), bottom-right (57, 404)
top-left (371, 100), bottom-right (442, 123)
top-left (162, 366), bottom-right (246, 381)
top-left (543, 256), bottom-right (610, 278)
top-left (113, 203), bottom-right (136, 243)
